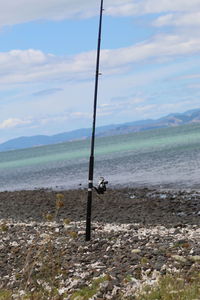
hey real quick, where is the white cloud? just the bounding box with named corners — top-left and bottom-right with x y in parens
top-left (0, 0), bottom-right (96, 26)
top-left (0, 118), bottom-right (32, 129)
top-left (0, 1), bottom-right (199, 88)
top-left (0, 0), bottom-right (199, 27)
top-left (1, 32), bottom-right (200, 86)
top-left (0, 49), bottom-right (47, 71)
top-left (107, 0), bottom-right (200, 17)
top-left (0, 0), bottom-right (131, 27)
top-left (135, 105), bottom-right (156, 113)
top-left (71, 112), bottom-right (91, 118)
top-left (0, 111), bottom-right (92, 131)
top-left (0, 49), bottom-right (96, 85)
top-left (154, 12), bottom-right (200, 27)
top-left (1, 1), bottom-right (200, 141)
top-left (34, 112), bottom-right (92, 126)
top-left (97, 96), bottom-right (146, 117)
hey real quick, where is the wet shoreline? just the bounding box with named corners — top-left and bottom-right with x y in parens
top-left (0, 187), bottom-right (200, 226)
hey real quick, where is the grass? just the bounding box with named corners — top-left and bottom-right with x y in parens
top-left (1, 257), bottom-right (200, 300)
top-left (0, 193), bottom-right (72, 300)
top-left (1, 270), bottom-right (199, 300)
top-left (70, 275), bottom-right (110, 300)
top-left (136, 270), bottom-right (200, 300)
top-left (0, 290), bottom-right (64, 300)
top-left (0, 290), bottom-right (12, 300)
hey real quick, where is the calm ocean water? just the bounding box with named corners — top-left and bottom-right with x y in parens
top-left (1, 124), bottom-right (200, 191)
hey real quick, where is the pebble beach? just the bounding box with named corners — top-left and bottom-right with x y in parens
top-left (0, 188), bottom-right (200, 299)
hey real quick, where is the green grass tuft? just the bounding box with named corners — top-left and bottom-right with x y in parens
top-left (70, 275), bottom-right (109, 300)
top-left (137, 271), bottom-right (200, 300)
top-left (0, 290), bottom-right (12, 300)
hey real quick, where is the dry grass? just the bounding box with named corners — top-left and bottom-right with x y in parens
top-left (136, 270), bottom-right (200, 300)
top-left (0, 193), bottom-right (71, 300)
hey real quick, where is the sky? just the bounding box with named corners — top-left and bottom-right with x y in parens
top-left (1, 0), bottom-right (200, 143)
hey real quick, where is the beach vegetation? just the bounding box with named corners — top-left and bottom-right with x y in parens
top-left (70, 275), bottom-right (110, 300)
top-left (0, 193), bottom-right (67, 300)
top-left (0, 289), bottom-right (12, 300)
top-left (136, 270), bottom-right (200, 300)
top-left (0, 223), bottom-right (8, 232)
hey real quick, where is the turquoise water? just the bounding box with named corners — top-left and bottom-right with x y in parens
top-left (1, 123), bottom-right (200, 191)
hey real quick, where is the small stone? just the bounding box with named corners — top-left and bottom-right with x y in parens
top-left (132, 249), bottom-right (141, 254)
top-left (171, 255), bottom-right (187, 263)
top-left (188, 255), bottom-right (200, 262)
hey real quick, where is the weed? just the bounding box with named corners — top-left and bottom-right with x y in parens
top-left (70, 275), bottom-right (109, 300)
top-left (1, 193), bottom-right (68, 300)
top-left (136, 270), bottom-right (200, 300)
top-left (140, 257), bottom-right (149, 265)
top-left (0, 289), bottom-right (12, 300)
top-left (0, 223), bottom-right (8, 232)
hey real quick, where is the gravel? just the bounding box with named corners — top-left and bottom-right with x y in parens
top-left (0, 188), bottom-right (200, 299)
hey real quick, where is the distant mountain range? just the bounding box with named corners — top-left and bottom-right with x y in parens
top-left (1, 108), bottom-right (200, 152)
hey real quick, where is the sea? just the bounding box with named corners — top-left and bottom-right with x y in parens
top-left (1, 123), bottom-right (200, 191)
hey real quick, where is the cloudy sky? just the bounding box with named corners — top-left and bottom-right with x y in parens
top-left (1, 0), bottom-right (200, 143)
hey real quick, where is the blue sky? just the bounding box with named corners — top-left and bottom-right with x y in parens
top-left (1, 0), bottom-right (200, 143)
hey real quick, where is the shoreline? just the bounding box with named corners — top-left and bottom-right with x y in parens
top-left (1, 179), bottom-right (200, 194)
top-left (0, 187), bottom-right (200, 225)
top-left (1, 187), bottom-right (200, 299)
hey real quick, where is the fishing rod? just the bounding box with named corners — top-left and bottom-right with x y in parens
top-left (85, 0), bottom-right (105, 241)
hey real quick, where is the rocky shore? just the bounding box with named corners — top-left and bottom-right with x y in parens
top-left (0, 188), bottom-right (200, 299)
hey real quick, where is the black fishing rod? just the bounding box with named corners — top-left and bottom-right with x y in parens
top-left (86, 0), bottom-right (104, 241)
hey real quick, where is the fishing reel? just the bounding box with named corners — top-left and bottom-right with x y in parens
top-left (94, 177), bottom-right (108, 194)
